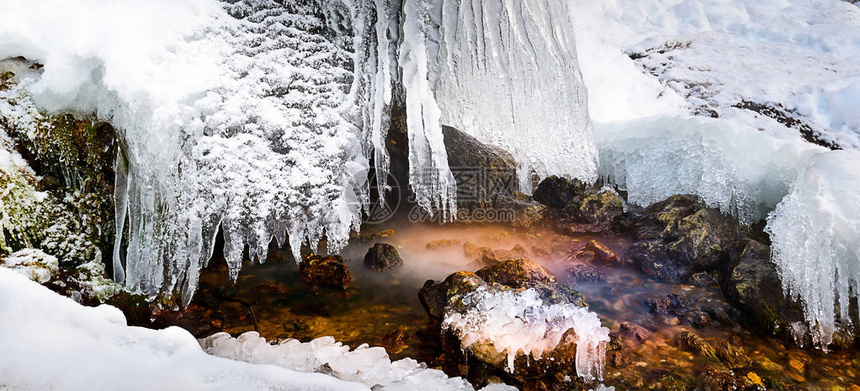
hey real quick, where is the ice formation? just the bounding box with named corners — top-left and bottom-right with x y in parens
top-left (202, 331), bottom-right (515, 391)
top-left (766, 150), bottom-right (860, 348)
top-left (404, 0), bottom-right (598, 190)
top-left (596, 116), bottom-right (825, 225)
top-left (0, 0), bottom-right (596, 304)
top-left (442, 286), bottom-right (609, 381)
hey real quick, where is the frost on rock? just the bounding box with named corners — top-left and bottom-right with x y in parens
top-left (401, 0), bottom-right (598, 192)
top-left (0, 248), bottom-right (59, 284)
top-left (201, 331), bottom-right (510, 391)
top-left (442, 286), bottom-right (609, 382)
top-left (597, 116), bottom-right (824, 225)
top-left (766, 150), bottom-right (860, 348)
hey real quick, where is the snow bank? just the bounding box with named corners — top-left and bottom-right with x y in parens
top-left (0, 248), bottom-right (58, 283)
top-left (0, 268), bottom-right (369, 391)
top-left (569, 0), bottom-right (860, 148)
top-left (202, 332), bottom-right (513, 391)
top-left (442, 287), bottom-right (609, 381)
top-left (766, 150), bottom-right (860, 348)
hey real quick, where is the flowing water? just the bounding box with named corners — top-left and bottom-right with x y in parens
top-left (171, 221), bottom-right (860, 390)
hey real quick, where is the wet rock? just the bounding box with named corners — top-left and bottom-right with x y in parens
top-left (630, 195), bottom-right (740, 283)
top-left (617, 322), bottom-right (653, 344)
top-left (690, 272), bottom-right (720, 289)
top-left (380, 328), bottom-right (409, 354)
top-left (645, 293), bottom-right (689, 316)
top-left (419, 271), bottom-right (486, 321)
top-left (677, 330), bottom-right (717, 359)
top-left (532, 176), bottom-right (624, 234)
top-left (555, 189), bottom-right (625, 234)
top-left (566, 263), bottom-right (606, 284)
top-left (299, 253), bottom-right (350, 290)
top-left (532, 176), bottom-right (587, 210)
top-left (470, 244), bottom-right (530, 269)
top-left (713, 338), bottom-right (752, 369)
top-left (700, 363), bottom-right (765, 391)
top-left (420, 264), bottom-right (592, 387)
top-left (463, 242), bottom-right (491, 258)
top-left (442, 125), bottom-right (519, 209)
top-left (586, 239), bottom-right (620, 264)
top-left (723, 239), bottom-right (807, 342)
top-left (426, 239), bottom-right (463, 251)
top-left (475, 258), bottom-right (556, 288)
top-left (363, 243), bottom-right (404, 272)
top-left (252, 282), bottom-right (290, 296)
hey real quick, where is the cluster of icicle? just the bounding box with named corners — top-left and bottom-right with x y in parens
top-left (442, 287), bottom-right (609, 382)
top-left (0, 0), bottom-right (595, 305)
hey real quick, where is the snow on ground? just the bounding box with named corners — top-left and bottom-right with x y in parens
top-left (0, 268), bottom-right (369, 391)
top-left (0, 268), bottom-right (512, 390)
top-left (570, 0), bottom-right (860, 149)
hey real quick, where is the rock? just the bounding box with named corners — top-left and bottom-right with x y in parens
top-left (555, 189), bottom-right (625, 234)
top-left (586, 239), bottom-right (619, 264)
top-left (532, 176), bottom-right (587, 210)
top-left (441, 125), bottom-right (519, 209)
top-left (629, 194), bottom-right (740, 283)
top-left (644, 293), bottom-right (689, 316)
top-left (380, 328), bottom-right (409, 354)
top-left (420, 264), bottom-right (592, 387)
top-left (470, 244), bottom-right (530, 269)
top-left (463, 242), bottom-right (491, 258)
top-left (299, 253), bottom-right (351, 290)
top-left (566, 263), bottom-right (605, 284)
top-left (363, 243), bottom-right (404, 272)
top-left (252, 282), bottom-right (289, 296)
top-left (426, 239), bottom-right (463, 251)
top-left (616, 322), bottom-right (653, 344)
top-left (475, 258), bottom-right (556, 288)
top-left (723, 239), bottom-right (807, 343)
top-left (689, 272), bottom-right (720, 289)
top-left (713, 338), bottom-right (752, 369)
top-left (677, 330), bottom-right (717, 359)
top-left (419, 271), bottom-right (486, 321)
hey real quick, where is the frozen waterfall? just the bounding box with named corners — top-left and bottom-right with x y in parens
top-left (0, 0), bottom-right (597, 304)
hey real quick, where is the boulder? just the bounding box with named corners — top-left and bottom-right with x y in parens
top-left (723, 239), bottom-right (806, 342)
top-left (474, 259), bottom-right (556, 288)
top-left (299, 253), bottom-right (350, 290)
top-left (532, 176), bottom-right (624, 234)
top-left (363, 243), bottom-right (404, 272)
top-left (566, 263), bottom-right (606, 284)
top-left (629, 194), bottom-right (740, 283)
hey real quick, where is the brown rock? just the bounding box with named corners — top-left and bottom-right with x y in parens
top-left (586, 239), bottom-right (619, 264)
top-left (475, 259), bottom-right (556, 288)
top-left (299, 253), bottom-right (351, 290)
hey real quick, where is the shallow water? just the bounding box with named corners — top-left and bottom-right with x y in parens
top-left (180, 222), bottom-right (860, 390)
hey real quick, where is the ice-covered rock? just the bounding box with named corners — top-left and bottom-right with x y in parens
top-left (0, 248), bottom-right (58, 283)
top-left (766, 150), bottom-right (860, 348)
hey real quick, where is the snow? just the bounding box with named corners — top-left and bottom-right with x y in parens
top-left (202, 332), bottom-right (513, 391)
top-left (0, 268), bottom-right (512, 391)
top-left (766, 150), bottom-right (860, 348)
top-left (442, 286), bottom-right (609, 381)
top-left (569, 0), bottom-right (860, 148)
top-left (0, 267), bottom-right (369, 391)
top-left (0, 248), bottom-right (58, 284)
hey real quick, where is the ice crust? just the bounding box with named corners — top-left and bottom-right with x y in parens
top-left (442, 287), bottom-right (609, 381)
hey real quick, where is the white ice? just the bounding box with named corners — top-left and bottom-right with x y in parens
top-left (442, 286), bottom-right (609, 381)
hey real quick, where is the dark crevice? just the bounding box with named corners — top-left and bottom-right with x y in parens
top-left (733, 100), bottom-right (842, 150)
